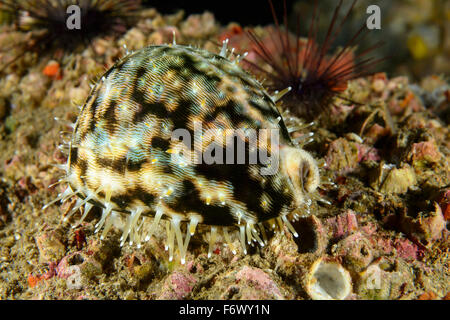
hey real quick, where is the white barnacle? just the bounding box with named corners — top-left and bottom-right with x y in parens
top-left (306, 258), bottom-right (352, 300)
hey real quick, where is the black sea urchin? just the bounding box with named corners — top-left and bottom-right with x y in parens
top-left (0, 0), bottom-right (141, 73)
top-left (246, 0), bottom-right (384, 119)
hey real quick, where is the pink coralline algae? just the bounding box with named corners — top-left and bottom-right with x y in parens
top-left (157, 271), bottom-right (197, 300)
top-left (392, 239), bottom-right (422, 261)
top-left (235, 266), bottom-right (284, 300)
top-left (56, 251), bottom-right (101, 280)
top-left (356, 143), bottom-right (381, 162)
top-left (408, 140), bottom-right (442, 166)
top-left (186, 260), bottom-right (204, 274)
top-left (372, 236), bottom-right (422, 261)
top-left (326, 210), bottom-right (359, 239)
top-left (327, 210), bottom-right (425, 263)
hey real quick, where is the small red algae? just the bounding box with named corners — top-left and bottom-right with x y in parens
top-left (27, 262), bottom-right (57, 288)
top-left (43, 61), bottom-right (62, 80)
top-left (72, 228), bottom-right (87, 250)
top-left (219, 24), bottom-right (243, 42)
top-left (27, 274), bottom-right (41, 288)
top-left (418, 291), bottom-right (437, 300)
top-left (400, 91), bottom-right (415, 109)
top-left (390, 90), bottom-right (422, 114)
top-left (438, 190), bottom-right (450, 221)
